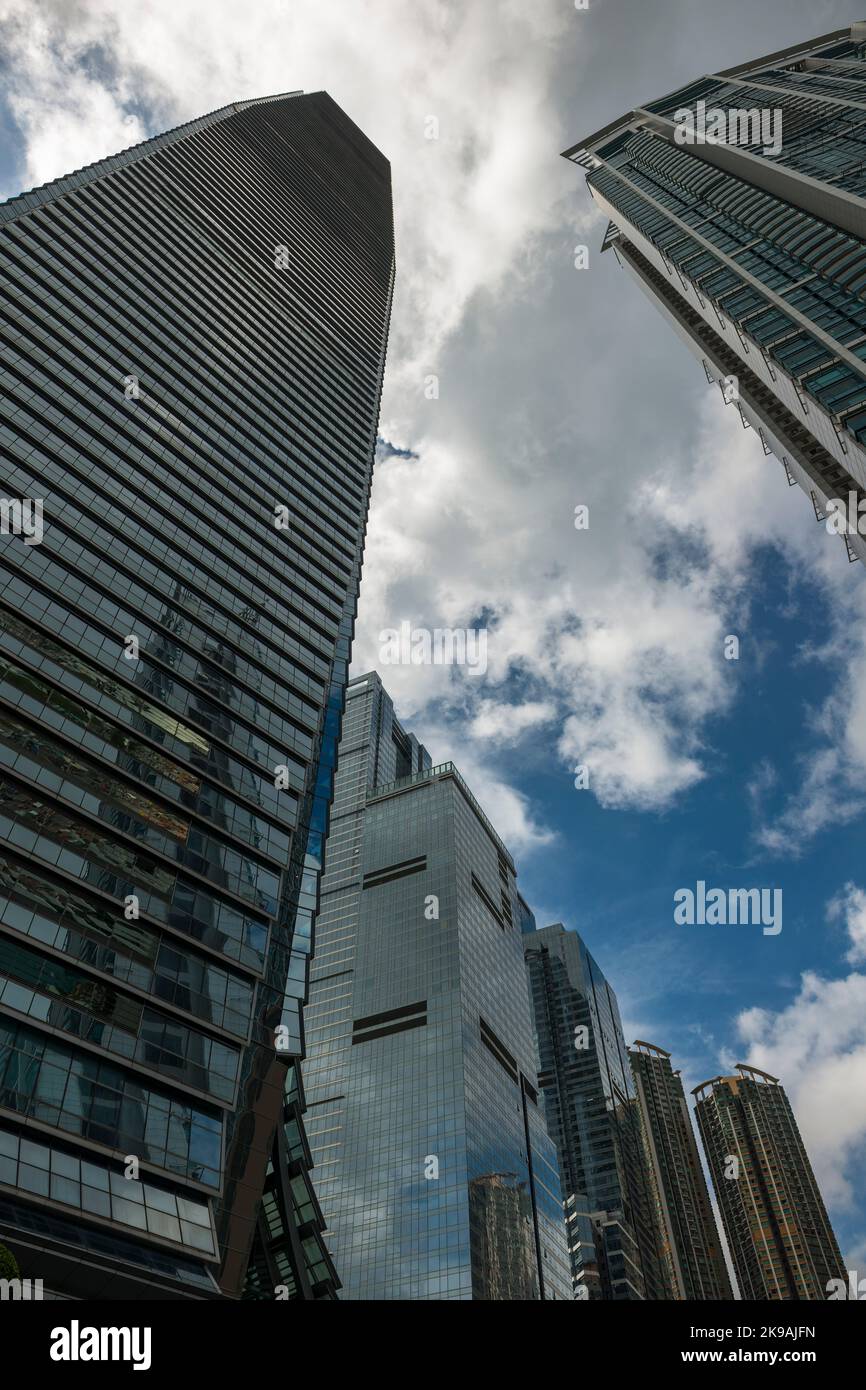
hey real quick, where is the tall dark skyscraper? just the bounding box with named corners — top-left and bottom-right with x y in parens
top-left (565, 22), bottom-right (866, 563)
top-left (302, 672), bottom-right (572, 1300)
top-left (694, 1065), bottom-right (845, 1301)
top-left (629, 1041), bottom-right (732, 1300)
top-left (0, 92), bottom-right (394, 1299)
top-left (523, 923), bottom-right (671, 1300)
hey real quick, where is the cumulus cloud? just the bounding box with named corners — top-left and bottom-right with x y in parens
top-left (361, 374), bottom-right (828, 814)
top-left (828, 881), bottom-right (866, 966)
top-left (0, 2), bottom-right (148, 189)
top-left (468, 699), bottom-right (557, 742)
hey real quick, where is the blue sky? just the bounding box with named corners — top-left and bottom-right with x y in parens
top-left (1, 0), bottom-right (863, 1279)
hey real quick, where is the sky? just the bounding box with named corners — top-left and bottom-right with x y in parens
top-left (1, 0), bottom-right (864, 1277)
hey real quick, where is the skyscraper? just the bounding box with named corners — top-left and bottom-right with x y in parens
top-left (565, 22), bottom-right (866, 563)
top-left (523, 923), bottom-right (671, 1300)
top-left (693, 1064), bottom-right (846, 1300)
top-left (629, 1040), bottom-right (732, 1300)
top-left (302, 671), bottom-right (572, 1300)
top-left (0, 92), bottom-right (394, 1298)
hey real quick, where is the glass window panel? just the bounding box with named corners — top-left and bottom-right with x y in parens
top-left (180, 1220), bottom-right (215, 1252)
top-left (146, 1210), bottom-right (182, 1243)
top-left (0, 1130), bottom-right (18, 1158)
top-left (177, 1195), bottom-right (210, 1226)
top-left (109, 1171), bottom-right (144, 1201)
top-left (143, 1185), bottom-right (176, 1215)
top-left (81, 1185), bottom-right (111, 1217)
top-left (111, 1196), bottom-right (148, 1230)
top-left (50, 1173), bottom-right (81, 1206)
top-left (20, 1138), bottom-right (50, 1169)
top-left (50, 1149), bottom-right (80, 1179)
top-left (80, 1161), bottom-right (109, 1190)
top-left (18, 1162), bottom-right (49, 1196)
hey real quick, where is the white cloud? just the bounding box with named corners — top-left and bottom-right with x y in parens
top-left (828, 881), bottom-right (866, 966)
top-left (468, 699), bottom-right (556, 742)
top-left (0, 4), bottom-right (149, 190)
top-left (362, 381), bottom-right (826, 813)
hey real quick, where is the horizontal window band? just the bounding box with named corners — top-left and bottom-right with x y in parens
top-left (0, 695), bottom-right (291, 876)
top-left (0, 565), bottom-right (315, 764)
top-left (479, 1016), bottom-right (519, 1083)
top-left (353, 998), bottom-right (427, 1031)
top-left (362, 855), bottom-right (426, 889)
top-left (0, 762), bottom-right (277, 924)
top-left (0, 842), bottom-right (263, 984)
top-left (351, 1015), bottom-right (427, 1045)
top-left (0, 645), bottom-right (301, 833)
top-left (0, 596), bottom-right (308, 793)
top-left (471, 872), bottom-right (505, 929)
top-left (0, 340), bottom-right (359, 604)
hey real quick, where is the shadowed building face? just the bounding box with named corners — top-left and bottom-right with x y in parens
top-left (629, 1040), bottom-right (732, 1301)
top-left (693, 1065), bottom-right (845, 1300)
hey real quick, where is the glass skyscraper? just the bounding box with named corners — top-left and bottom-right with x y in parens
top-left (523, 923), bottom-right (671, 1299)
top-left (0, 92), bottom-right (394, 1298)
top-left (565, 22), bottom-right (866, 563)
top-left (302, 671), bottom-right (572, 1299)
top-left (629, 1041), bottom-right (732, 1301)
top-left (694, 1065), bottom-right (846, 1301)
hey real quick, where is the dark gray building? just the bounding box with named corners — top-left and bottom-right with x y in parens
top-left (523, 923), bottom-right (671, 1299)
top-left (302, 672), bottom-right (572, 1299)
top-left (0, 92), bottom-right (394, 1299)
top-left (565, 22), bottom-right (866, 564)
top-left (629, 1041), bottom-right (732, 1300)
top-left (694, 1065), bottom-right (846, 1300)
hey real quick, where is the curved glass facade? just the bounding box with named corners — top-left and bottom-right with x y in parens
top-left (0, 91), bottom-right (394, 1298)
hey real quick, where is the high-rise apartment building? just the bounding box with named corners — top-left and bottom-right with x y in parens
top-left (302, 672), bottom-right (572, 1300)
top-left (523, 923), bottom-right (671, 1299)
top-left (565, 23), bottom-right (866, 563)
top-left (629, 1040), bottom-right (732, 1300)
top-left (0, 92), bottom-right (394, 1298)
top-left (693, 1065), bottom-right (846, 1300)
